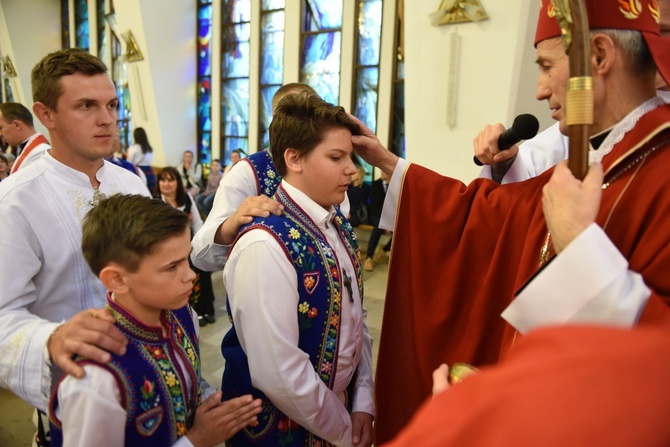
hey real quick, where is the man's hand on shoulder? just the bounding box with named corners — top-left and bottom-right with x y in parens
top-left (215, 195), bottom-right (284, 245)
top-left (47, 308), bottom-right (127, 378)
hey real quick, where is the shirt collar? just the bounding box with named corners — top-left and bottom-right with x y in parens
top-left (281, 180), bottom-right (336, 229)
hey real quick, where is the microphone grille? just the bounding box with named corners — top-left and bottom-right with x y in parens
top-left (512, 114), bottom-right (540, 140)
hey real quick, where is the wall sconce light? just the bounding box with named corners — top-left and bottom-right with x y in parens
top-left (429, 0), bottom-right (488, 26)
top-left (2, 56), bottom-right (17, 78)
top-left (122, 30), bottom-right (144, 62)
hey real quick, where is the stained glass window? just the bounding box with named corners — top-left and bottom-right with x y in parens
top-left (353, 0), bottom-right (383, 182)
top-left (390, 2), bottom-right (405, 158)
top-left (198, 2), bottom-right (213, 165)
top-left (112, 29), bottom-right (132, 152)
top-left (259, 0), bottom-right (285, 150)
top-left (61, 0), bottom-right (70, 49)
top-left (300, 0), bottom-right (343, 105)
top-left (75, 0), bottom-right (90, 51)
top-left (221, 0), bottom-right (251, 165)
top-left (97, 0), bottom-right (107, 61)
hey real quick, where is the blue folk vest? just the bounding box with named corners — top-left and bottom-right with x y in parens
top-left (222, 185), bottom-right (363, 447)
top-left (244, 148), bottom-right (282, 197)
top-left (50, 298), bottom-right (201, 446)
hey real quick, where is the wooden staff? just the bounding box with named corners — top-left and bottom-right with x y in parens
top-left (554, 0), bottom-right (592, 180)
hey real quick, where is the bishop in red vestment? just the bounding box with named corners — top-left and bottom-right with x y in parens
top-left (350, 0), bottom-right (670, 443)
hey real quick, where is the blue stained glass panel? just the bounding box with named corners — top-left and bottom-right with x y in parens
top-left (262, 0), bottom-right (285, 10)
top-left (300, 32), bottom-right (341, 104)
top-left (391, 81), bottom-right (405, 158)
top-left (221, 24), bottom-right (250, 78)
top-left (303, 0), bottom-right (343, 30)
top-left (97, 0), bottom-right (107, 62)
top-left (222, 0), bottom-right (251, 24)
top-left (222, 78), bottom-right (250, 136)
top-left (260, 11), bottom-right (285, 85)
top-left (199, 132), bottom-right (212, 165)
top-left (198, 77), bottom-right (212, 131)
top-left (354, 67), bottom-right (379, 132)
top-left (259, 85), bottom-right (280, 148)
top-left (75, 0), bottom-right (89, 50)
top-left (198, 5), bottom-right (213, 77)
top-left (357, 0), bottom-right (382, 66)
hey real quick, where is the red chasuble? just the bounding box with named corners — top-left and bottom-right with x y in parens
top-left (382, 324), bottom-right (670, 447)
top-left (374, 105), bottom-right (670, 443)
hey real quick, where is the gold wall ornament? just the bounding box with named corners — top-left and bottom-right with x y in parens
top-left (2, 56), bottom-right (17, 78)
top-left (552, 0), bottom-right (574, 53)
top-left (121, 30), bottom-right (144, 62)
top-left (429, 0), bottom-right (488, 26)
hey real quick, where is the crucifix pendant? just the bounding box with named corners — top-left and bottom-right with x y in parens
top-left (343, 270), bottom-right (353, 303)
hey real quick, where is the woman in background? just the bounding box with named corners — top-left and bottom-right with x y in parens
top-left (156, 167), bottom-right (216, 326)
top-left (178, 150), bottom-right (203, 197)
top-left (126, 127), bottom-right (156, 191)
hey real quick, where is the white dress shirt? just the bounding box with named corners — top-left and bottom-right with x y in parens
top-left (54, 308), bottom-right (207, 447)
top-left (0, 153), bottom-right (150, 411)
top-left (223, 181), bottom-right (374, 447)
top-left (191, 158), bottom-right (351, 272)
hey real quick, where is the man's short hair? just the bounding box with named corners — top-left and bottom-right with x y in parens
top-left (594, 29), bottom-right (655, 77)
top-left (271, 82), bottom-right (318, 113)
top-left (31, 48), bottom-right (108, 111)
top-left (270, 92), bottom-right (361, 177)
top-left (0, 103), bottom-right (34, 127)
top-left (82, 194), bottom-right (190, 276)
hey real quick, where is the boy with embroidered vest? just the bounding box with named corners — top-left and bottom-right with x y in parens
top-left (221, 92), bottom-right (375, 447)
top-left (49, 194), bottom-right (262, 446)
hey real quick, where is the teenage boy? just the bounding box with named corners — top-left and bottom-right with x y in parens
top-left (221, 92), bottom-right (374, 447)
top-left (49, 194), bottom-right (262, 446)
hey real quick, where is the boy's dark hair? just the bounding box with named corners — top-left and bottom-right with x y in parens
top-left (270, 92), bottom-right (361, 177)
top-left (31, 48), bottom-right (108, 111)
top-left (0, 102), bottom-right (34, 127)
top-left (82, 194), bottom-right (190, 275)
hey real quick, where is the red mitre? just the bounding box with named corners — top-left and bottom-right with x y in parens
top-left (535, 0), bottom-right (670, 85)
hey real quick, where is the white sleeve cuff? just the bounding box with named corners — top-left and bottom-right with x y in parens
top-left (502, 224), bottom-right (650, 333)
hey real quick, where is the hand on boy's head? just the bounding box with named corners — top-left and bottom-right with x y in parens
top-left (186, 391), bottom-right (262, 446)
top-left (217, 195), bottom-right (284, 245)
top-left (347, 113), bottom-right (399, 178)
top-left (351, 411), bottom-right (374, 447)
top-left (47, 308), bottom-right (127, 379)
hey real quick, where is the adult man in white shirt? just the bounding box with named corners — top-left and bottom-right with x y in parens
top-left (0, 48), bottom-right (149, 427)
top-left (0, 102), bottom-right (50, 173)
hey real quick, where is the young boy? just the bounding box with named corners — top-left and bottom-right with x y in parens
top-left (49, 194), bottom-right (261, 446)
top-left (221, 92), bottom-right (374, 447)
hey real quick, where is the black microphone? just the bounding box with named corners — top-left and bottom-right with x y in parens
top-left (473, 114), bottom-right (540, 166)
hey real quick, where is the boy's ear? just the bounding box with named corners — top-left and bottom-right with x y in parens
top-left (284, 148), bottom-right (303, 174)
top-left (99, 264), bottom-right (130, 295)
top-left (32, 102), bottom-right (55, 129)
